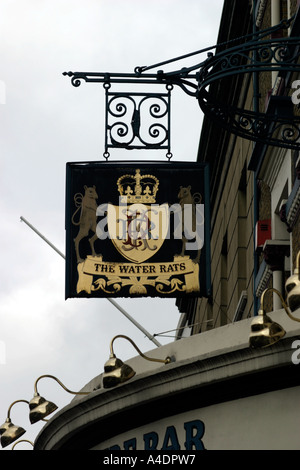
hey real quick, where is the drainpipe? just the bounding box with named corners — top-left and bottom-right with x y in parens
top-left (270, 0), bottom-right (287, 310)
top-left (271, 0), bottom-right (281, 86)
top-left (271, 0), bottom-right (281, 25)
top-left (273, 270), bottom-right (284, 309)
top-left (253, 0), bottom-right (259, 316)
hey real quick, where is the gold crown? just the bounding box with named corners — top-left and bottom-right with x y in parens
top-left (117, 169), bottom-right (159, 204)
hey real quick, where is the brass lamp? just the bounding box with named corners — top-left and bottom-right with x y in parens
top-left (103, 335), bottom-right (172, 388)
top-left (29, 393), bottom-right (58, 425)
top-left (0, 400), bottom-right (28, 448)
top-left (29, 374), bottom-right (92, 424)
top-left (285, 251), bottom-right (300, 312)
top-left (249, 287), bottom-right (300, 348)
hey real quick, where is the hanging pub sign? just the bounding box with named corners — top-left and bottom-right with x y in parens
top-left (65, 162), bottom-right (211, 299)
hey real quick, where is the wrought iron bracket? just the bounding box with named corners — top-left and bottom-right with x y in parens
top-left (62, 70), bottom-right (190, 160)
top-left (63, 15), bottom-right (300, 157)
top-left (103, 84), bottom-right (173, 160)
top-left (196, 33), bottom-right (300, 152)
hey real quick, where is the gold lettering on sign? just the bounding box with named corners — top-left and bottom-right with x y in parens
top-left (76, 255), bottom-right (200, 296)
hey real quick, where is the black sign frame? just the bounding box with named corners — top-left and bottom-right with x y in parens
top-left (65, 161), bottom-right (211, 299)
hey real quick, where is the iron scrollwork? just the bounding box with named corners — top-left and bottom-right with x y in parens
top-left (196, 34), bottom-right (300, 150)
top-left (197, 37), bottom-right (300, 87)
top-left (104, 86), bottom-right (172, 159)
top-left (198, 89), bottom-right (300, 151)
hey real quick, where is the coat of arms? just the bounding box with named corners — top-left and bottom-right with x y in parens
top-left (108, 170), bottom-right (169, 264)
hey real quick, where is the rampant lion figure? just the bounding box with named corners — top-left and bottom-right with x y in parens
top-left (177, 185), bottom-right (202, 264)
top-left (72, 185), bottom-right (99, 263)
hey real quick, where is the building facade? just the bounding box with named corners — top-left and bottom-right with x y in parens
top-left (177, 0), bottom-right (300, 337)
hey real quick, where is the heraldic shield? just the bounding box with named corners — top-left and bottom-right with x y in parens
top-left (107, 202), bottom-right (169, 264)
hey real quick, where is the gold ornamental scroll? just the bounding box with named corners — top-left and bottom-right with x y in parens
top-left (76, 255), bottom-right (200, 296)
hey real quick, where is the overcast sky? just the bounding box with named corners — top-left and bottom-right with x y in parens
top-left (0, 0), bottom-right (224, 450)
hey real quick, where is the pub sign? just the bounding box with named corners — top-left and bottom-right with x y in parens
top-left (65, 162), bottom-right (211, 299)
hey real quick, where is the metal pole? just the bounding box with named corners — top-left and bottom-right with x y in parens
top-left (20, 216), bottom-right (162, 347)
top-left (20, 216), bottom-right (65, 259)
top-left (253, 0), bottom-right (259, 316)
top-left (107, 299), bottom-right (161, 347)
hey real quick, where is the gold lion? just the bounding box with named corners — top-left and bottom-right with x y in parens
top-left (72, 185), bottom-right (99, 263)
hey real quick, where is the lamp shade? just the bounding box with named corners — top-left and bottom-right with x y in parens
top-left (29, 394), bottom-right (58, 424)
top-left (0, 418), bottom-right (26, 448)
top-left (249, 314), bottom-right (286, 348)
top-left (103, 355), bottom-right (136, 388)
top-left (286, 271), bottom-right (300, 313)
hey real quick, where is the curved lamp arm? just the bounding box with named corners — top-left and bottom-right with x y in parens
top-left (110, 335), bottom-right (171, 364)
top-left (6, 400), bottom-right (29, 420)
top-left (11, 439), bottom-right (34, 450)
top-left (260, 287), bottom-right (300, 323)
top-left (34, 374), bottom-right (91, 397)
top-left (5, 398), bottom-right (48, 425)
top-left (296, 251), bottom-right (300, 278)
